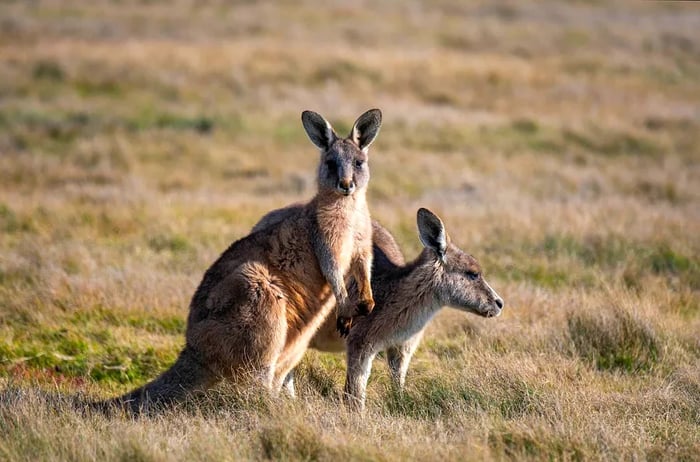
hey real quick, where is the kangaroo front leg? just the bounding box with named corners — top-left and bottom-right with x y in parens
top-left (344, 350), bottom-right (375, 412)
top-left (314, 241), bottom-right (354, 335)
top-left (386, 347), bottom-right (407, 390)
top-left (351, 251), bottom-right (374, 316)
top-left (387, 333), bottom-right (424, 390)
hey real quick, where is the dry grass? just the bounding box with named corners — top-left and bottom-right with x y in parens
top-left (1, 0), bottom-right (699, 460)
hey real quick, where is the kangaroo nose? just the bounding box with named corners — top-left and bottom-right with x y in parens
top-left (495, 298), bottom-right (504, 309)
top-left (337, 180), bottom-right (355, 195)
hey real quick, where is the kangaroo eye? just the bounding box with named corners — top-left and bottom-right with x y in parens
top-left (466, 271), bottom-right (479, 281)
top-left (326, 160), bottom-right (337, 173)
top-left (354, 159), bottom-right (364, 169)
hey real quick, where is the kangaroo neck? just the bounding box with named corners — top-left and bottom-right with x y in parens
top-left (384, 250), bottom-right (442, 327)
top-left (312, 188), bottom-right (368, 222)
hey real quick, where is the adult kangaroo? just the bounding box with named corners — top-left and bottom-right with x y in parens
top-left (99, 109), bottom-right (382, 413)
top-left (254, 207), bottom-right (504, 410)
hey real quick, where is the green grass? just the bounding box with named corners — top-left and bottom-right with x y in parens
top-left (0, 321), bottom-right (180, 386)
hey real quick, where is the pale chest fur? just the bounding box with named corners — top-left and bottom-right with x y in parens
top-left (316, 197), bottom-right (370, 271)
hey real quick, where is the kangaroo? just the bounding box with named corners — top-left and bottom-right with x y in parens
top-left (254, 207), bottom-right (504, 410)
top-left (98, 109), bottom-right (382, 413)
top-left (343, 208), bottom-right (503, 410)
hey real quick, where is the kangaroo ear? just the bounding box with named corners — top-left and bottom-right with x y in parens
top-left (417, 208), bottom-right (447, 259)
top-left (350, 108), bottom-right (382, 151)
top-left (301, 110), bottom-right (336, 150)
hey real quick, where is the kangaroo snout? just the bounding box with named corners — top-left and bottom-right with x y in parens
top-left (484, 280), bottom-right (504, 317)
top-left (336, 179), bottom-right (355, 195)
top-left (485, 297), bottom-right (504, 318)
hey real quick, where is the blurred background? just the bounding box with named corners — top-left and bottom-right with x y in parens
top-left (0, 1), bottom-right (698, 459)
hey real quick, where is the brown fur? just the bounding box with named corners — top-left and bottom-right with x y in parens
top-left (98, 109), bottom-right (382, 413)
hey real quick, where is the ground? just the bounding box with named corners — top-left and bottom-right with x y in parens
top-left (0, 1), bottom-right (699, 460)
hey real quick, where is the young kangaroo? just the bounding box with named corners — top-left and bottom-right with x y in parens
top-left (343, 208), bottom-right (503, 410)
top-left (254, 207), bottom-right (504, 410)
top-left (99, 109), bottom-right (382, 413)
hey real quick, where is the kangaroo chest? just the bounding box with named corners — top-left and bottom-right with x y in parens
top-left (317, 209), bottom-right (363, 271)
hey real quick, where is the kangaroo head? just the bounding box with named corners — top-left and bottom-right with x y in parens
top-left (417, 208), bottom-right (504, 318)
top-left (301, 109), bottom-right (382, 196)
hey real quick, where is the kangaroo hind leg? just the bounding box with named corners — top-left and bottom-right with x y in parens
top-left (188, 263), bottom-right (288, 391)
top-left (386, 333), bottom-right (424, 390)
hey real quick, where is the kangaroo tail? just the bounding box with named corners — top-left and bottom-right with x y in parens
top-left (93, 345), bottom-right (219, 415)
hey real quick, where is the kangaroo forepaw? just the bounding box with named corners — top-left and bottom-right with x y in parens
top-left (336, 316), bottom-right (353, 337)
top-left (357, 298), bottom-right (375, 315)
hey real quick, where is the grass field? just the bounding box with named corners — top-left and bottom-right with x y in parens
top-left (1, 0), bottom-right (699, 460)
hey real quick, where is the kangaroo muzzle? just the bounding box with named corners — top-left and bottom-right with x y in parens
top-left (336, 179), bottom-right (355, 195)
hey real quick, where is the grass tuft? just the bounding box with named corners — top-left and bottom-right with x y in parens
top-left (488, 426), bottom-right (590, 461)
top-left (32, 60), bottom-right (65, 81)
top-left (147, 234), bottom-right (191, 253)
top-left (259, 423), bottom-right (325, 461)
top-left (568, 306), bottom-right (661, 373)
